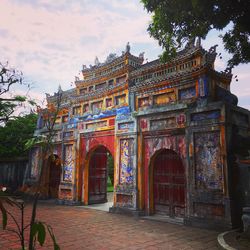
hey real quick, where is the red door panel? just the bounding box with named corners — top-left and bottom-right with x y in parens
top-left (153, 149), bottom-right (185, 217)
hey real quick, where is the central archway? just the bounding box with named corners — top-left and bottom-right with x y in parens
top-left (88, 146), bottom-right (114, 204)
top-left (150, 149), bottom-right (185, 217)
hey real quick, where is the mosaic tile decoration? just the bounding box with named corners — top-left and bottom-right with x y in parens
top-left (118, 122), bottom-right (134, 130)
top-left (153, 92), bottom-right (176, 105)
top-left (198, 77), bottom-right (208, 97)
top-left (194, 131), bottom-right (223, 190)
top-left (31, 147), bottom-right (40, 178)
top-left (63, 144), bottom-right (73, 182)
top-left (191, 110), bottom-right (220, 121)
top-left (120, 139), bottom-right (133, 184)
top-left (179, 86), bottom-right (196, 100)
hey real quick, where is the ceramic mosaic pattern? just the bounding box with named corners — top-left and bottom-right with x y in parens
top-left (63, 145), bottom-right (73, 182)
top-left (31, 148), bottom-right (40, 178)
top-left (138, 97), bottom-right (150, 108)
top-left (198, 77), bottom-right (208, 97)
top-left (150, 117), bottom-right (176, 130)
top-left (120, 139), bottom-right (133, 184)
top-left (191, 110), bottom-right (220, 121)
top-left (92, 101), bottom-right (102, 113)
top-left (194, 131), bottom-right (223, 190)
top-left (153, 92), bottom-right (176, 105)
top-left (179, 86), bottom-right (196, 100)
top-left (116, 94), bottom-right (126, 105)
top-left (118, 122), bottom-right (134, 130)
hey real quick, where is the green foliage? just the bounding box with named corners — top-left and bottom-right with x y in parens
top-left (31, 221), bottom-right (46, 246)
top-left (107, 154), bottom-right (114, 185)
top-left (141, 0), bottom-right (250, 67)
top-left (14, 95), bottom-right (27, 102)
top-left (0, 113), bottom-right (38, 158)
top-left (0, 62), bottom-right (36, 123)
top-left (107, 176), bottom-right (114, 192)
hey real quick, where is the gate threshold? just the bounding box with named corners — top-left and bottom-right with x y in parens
top-left (79, 202), bottom-right (113, 212)
top-left (142, 214), bottom-right (184, 225)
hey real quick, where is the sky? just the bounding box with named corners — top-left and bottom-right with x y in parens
top-left (0, 0), bottom-right (250, 110)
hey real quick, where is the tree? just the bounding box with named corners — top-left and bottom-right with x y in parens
top-left (0, 62), bottom-right (35, 124)
top-left (28, 88), bottom-right (64, 195)
top-left (0, 88), bottom-right (63, 250)
top-left (0, 113), bottom-right (38, 158)
top-left (141, 0), bottom-right (250, 67)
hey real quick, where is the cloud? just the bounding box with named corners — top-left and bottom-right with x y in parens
top-left (0, 0), bottom-right (249, 110)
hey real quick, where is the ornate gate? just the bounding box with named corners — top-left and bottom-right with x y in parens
top-left (153, 149), bottom-right (185, 217)
top-left (88, 146), bottom-right (108, 204)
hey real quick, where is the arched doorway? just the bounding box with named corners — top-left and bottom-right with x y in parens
top-left (48, 154), bottom-right (61, 198)
top-left (88, 146), bottom-right (114, 204)
top-left (150, 149), bottom-right (185, 217)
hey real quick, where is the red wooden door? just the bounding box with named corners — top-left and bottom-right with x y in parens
top-left (88, 147), bottom-right (108, 204)
top-left (153, 149), bottom-right (185, 217)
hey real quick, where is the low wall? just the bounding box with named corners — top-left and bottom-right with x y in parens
top-left (0, 158), bottom-right (29, 191)
top-left (238, 161), bottom-right (250, 207)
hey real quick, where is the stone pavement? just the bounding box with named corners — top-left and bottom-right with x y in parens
top-left (0, 202), bottom-right (220, 250)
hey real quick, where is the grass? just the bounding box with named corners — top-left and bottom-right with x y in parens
top-left (107, 176), bottom-right (114, 192)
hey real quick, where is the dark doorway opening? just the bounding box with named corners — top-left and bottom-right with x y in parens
top-left (48, 154), bottom-right (61, 198)
top-left (88, 146), bottom-right (114, 204)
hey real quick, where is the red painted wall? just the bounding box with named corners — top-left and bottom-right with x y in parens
top-left (80, 130), bottom-right (115, 158)
top-left (143, 134), bottom-right (186, 213)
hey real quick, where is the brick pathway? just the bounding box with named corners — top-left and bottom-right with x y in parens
top-left (0, 202), bottom-right (220, 250)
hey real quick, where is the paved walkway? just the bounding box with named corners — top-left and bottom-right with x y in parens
top-left (0, 202), bottom-right (220, 250)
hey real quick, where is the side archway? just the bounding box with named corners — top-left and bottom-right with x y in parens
top-left (149, 148), bottom-right (185, 217)
top-left (48, 154), bottom-right (62, 198)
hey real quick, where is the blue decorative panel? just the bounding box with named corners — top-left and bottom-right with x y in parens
top-left (84, 109), bottom-right (116, 121)
top-left (118, 122), bottom-right (134, 130)
top-left (116, 106), bottom-right (130, 120)
top-left (198, 77), bottom-right (208, 97)
top-left (120, 139), bottom-right (133, 184)
top-left (179, 86), bottom-right (196, 100)
top-left (191, 110), bottom-right (220, 121)
top-left (63, 145), bottom-right (73, 182)
top-left (194, 131), bottom-right (223, 190)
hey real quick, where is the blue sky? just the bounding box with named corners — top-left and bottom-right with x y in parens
top-left (0, 0), bottom-right (249, 110)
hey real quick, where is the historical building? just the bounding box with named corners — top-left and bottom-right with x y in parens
top-left (28, 41), bottom-right (250, 229)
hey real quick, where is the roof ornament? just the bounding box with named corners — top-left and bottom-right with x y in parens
top-left (126, 42), bottom-right (130, 53)
top-left (82, 64), bottom-right (87, 70)
top-left (139, 52), bottom-right (145, 59)
top-left (75, 76), bottom-right (80, 81)
top-left (105, 53), bottom-right (117, 63)
top-left (209, 44), bottom-right (218, 54)
top-left (94, 56), bottom-right (100, 66)
top-left (185, 37), bottom-right (195, 50)
top-left (58, 84), bottom-right (63, 93)
top-left (195, 37), bottom-right (201, 47)
top-left (224, 66), bottom-right (233, 74)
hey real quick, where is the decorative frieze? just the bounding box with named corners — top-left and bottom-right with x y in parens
top-left (179, 86), bottom-right (196, 100)
top-left (191, 110), bottom-right (220, 121)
